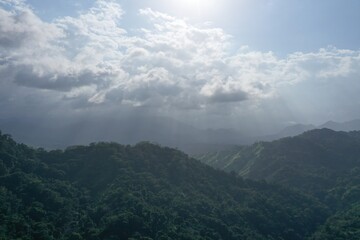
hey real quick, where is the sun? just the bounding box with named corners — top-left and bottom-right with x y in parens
top-left (180, 0), bottom-right (207, 8)
top-left (164, 0), bottom-right (220, 19)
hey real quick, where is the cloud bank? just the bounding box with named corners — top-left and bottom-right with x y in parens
top-left (1, 0), bottom-right (360, 132)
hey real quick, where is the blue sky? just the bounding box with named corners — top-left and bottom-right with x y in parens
top-left (1, 0), bottom-right (360, 143)
top-left (26, 0), bottom-right (360, 54)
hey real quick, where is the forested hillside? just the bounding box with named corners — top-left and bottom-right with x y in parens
top-left (197, 129), bottom-right (360, 193)
top-left (0, 131), bottom-right (329, 240)
top-left (197, 128), bottom-right (360, 239)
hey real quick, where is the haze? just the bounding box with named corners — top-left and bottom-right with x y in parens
top-left (1, 0), bottom-right (360, 150)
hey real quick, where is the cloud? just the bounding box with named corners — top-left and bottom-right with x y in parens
top-left (1, 0), bottom-right (360, 120)
top-left (0, 2), bottom-right (63, 49)
top-left (13, 67), bottom-right (113, 91)
top-left (208, 90), bottom-right (248, 103)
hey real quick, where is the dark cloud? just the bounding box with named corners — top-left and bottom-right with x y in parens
top-left (208, 90), bottom-right (248, 103)
top-left (14, 67), bottom-right (111, 91)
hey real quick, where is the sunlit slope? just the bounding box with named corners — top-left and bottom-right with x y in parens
top-left (198, 129), bottom-right (360, 192)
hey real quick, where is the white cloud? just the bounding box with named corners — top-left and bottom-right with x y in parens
top-left (1, 0), bottom-right (360, 119)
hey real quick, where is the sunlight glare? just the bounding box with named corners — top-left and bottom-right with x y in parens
top-left (165, 0), bottom-right (220, 20)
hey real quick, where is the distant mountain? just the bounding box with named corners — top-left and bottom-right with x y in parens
top-left (197, 128), bottom-right (360, 198)
top-left (186, 119), bottom-right (360, 154)
top-left (0, 130), bottom-right (330, 240)
top-left (3, 115), bottom-right (360, 156)
top-left (276, 124), bottom-right (315, 137)
top-left (319, 119), bottom-right (360, 131)
top-left (0, 116), bottom-right (251, 155)
top-left (260, 119), bottom-right (360, 142)
top-left (260, 124), bottom-right (316, 141)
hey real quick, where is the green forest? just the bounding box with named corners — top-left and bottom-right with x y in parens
top-left (197, 128), bottom-right (360, 239)
top-left (1, 129), bottom-right (360, 239)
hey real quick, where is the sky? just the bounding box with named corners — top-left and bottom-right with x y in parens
top-left (1, 0), bottom-right (360, 147)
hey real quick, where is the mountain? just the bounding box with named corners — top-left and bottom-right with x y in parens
top-left (0, 130), bottom-right (330, 240)
top-left (260, 119), bottom-right (360, 142)
top-left (0, 116), bottom-right (251, 155)
top-left (198, 129), bottom-right (360, 192)
top-left (260, 124), bottom-right (316, 141)
top-left (319, 119), bottom-right (360, 131)
top-left (4, 113), bottom-right (360, 156)
top-left (197, 129), bottom-right (360, 239)
top-left (310, 203), bottom-right (360, 239)
top-left (197, 128), bottom-right (360, 204)
top-left (276, 124), bottom-right (315, 137)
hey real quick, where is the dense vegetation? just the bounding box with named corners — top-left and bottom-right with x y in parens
top-left (197, 128), bottom-right (360, 239)
top-left (0, 130), bottom-right (332, 239)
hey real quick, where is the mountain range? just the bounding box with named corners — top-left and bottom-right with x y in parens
top-left (196, 128), bottom-right (360, 239)
top-left (0, 130), bottom-right (330, 240)
top-left (1, 128), bottom-right (360, 239)
top-left (3, 116), bottom-right (360, 155)
top-left (258, 119), bottom-right (360, 141)
top-left (197, 128), bottom-right (360, 191)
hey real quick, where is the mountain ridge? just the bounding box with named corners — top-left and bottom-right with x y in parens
top-left (0, 130), bottom-right (330, 240)
top-left (3, 117), bottom-right (360, 155)
top-left (197, 128), bottom-right (360, 199)
top-left (264, 119), bottom-right (360, 141)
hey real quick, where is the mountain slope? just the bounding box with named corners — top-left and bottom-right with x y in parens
top-left (310, 203), bottom-right (360, 240)
top-left (0, 131), bottom-right (330, 240)
top-left (320, 119), bottom-right (360, 132)
top-left (197, 128), bottom-right (360, 200)
top-left (197, 129), bottom-right (360, 239)
top-left (258, 119), bottom-right (360, 143)
top-left (260, 124), bottom-right (316, 141)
